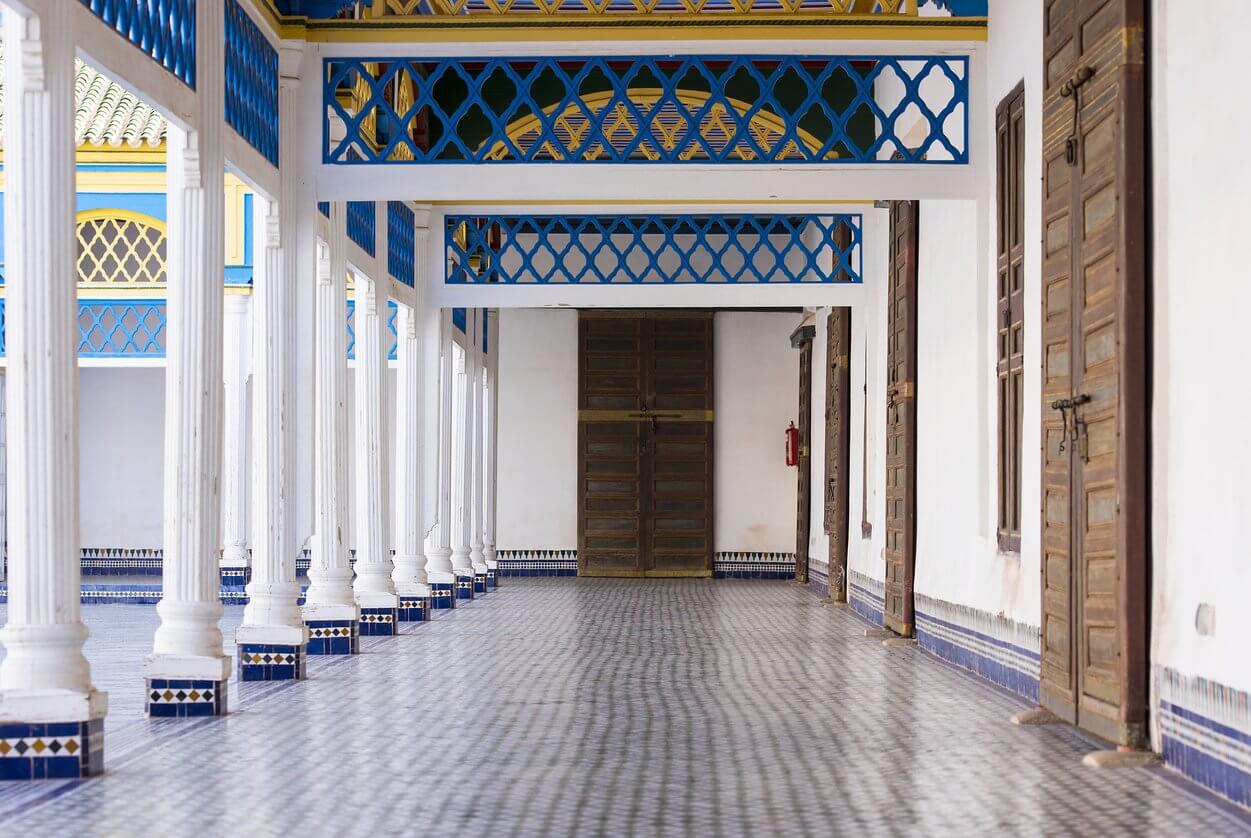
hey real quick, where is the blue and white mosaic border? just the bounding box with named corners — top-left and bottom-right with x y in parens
top-left (913, 594), bottom-right (1041, 703)
top-left (808, 558), bottom-right (830, 597)
top-left (714, 552), bottom-right (795, 579)
top-left (1155, 666), bottom-right (1251, 810)
top-left (848, 570), bottom-right (884, 626)
top-left (497, 550), bottom-right (578, 577)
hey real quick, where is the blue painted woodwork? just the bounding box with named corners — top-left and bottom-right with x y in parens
top-left (445, 214), bottom-right (862, 285)
top-left (324, 55), bottom-right (968, 165)
top-left (345, 299), bottom-right (399, 361)
top-left (80, 0), bottom-right (196, 88)
top-left (452, 307), bottom-right (466, 334)
top-left (347, 201), bottom-right (376, 256)
top-left (388, 202), bottom-right (417, 287)
top-left (225, 0), bottom-right (280, 167)
top-left (78, 301), bottom-right (166, 356)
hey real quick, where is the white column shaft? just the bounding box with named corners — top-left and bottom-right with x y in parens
top-left (449, 317), bottom-right (472, 574)
top-left (306, 204), bottom-right (356, 614)
top-left (221, 296), bottom-right (251, 568)
top-left (484, 310), bottom-right (499, 569)
top-left (147, 2), bottom-right (231, 681)
top-left (392, 291), bottom-right (429, 595)
top-left (423, 306), bottom-right (452, 580)
top-left (0, 3), bottom-right (105, 718)
top-left (469, 311), bottom-right (487, 574)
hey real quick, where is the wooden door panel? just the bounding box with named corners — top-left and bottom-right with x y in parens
top-left (883, 201), bottom-right (919, 637)
top-left (795, 336), bottom-right (813, 583)
top-left (825, 308), bottom-right (852, 602)
top-left (1040, 0), bottom-right (1148, 747)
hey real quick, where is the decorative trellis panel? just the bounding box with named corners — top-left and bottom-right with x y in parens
top-left (78, 301), bottom-right (167, 356)
top-left (80, 0), bottom-right (197, 88)
top-left (324, 56), bottom-right (969, 165)
top-left (446, 214), bottom-right (861, 284)
top-left (225, 0), bottom-right (280, 167)
top-left (347, 201), bottom-right (377, 256)
top-left (345, 299), bottom-right (400, 361)
top-left (76, 214), bottom-right (167, 285)
top-left (388, 202), bottom-right (417, 287)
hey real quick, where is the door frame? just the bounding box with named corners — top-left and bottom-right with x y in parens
top-left (824, 307), bottom-right (852, 602)
top-left (790, 324), bottom-right (816, 584)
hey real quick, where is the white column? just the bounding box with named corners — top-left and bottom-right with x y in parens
top-left (423, 307), bottom-right (454, 603)
top-left (220, 294), bottom-right (251, 571)
top-left (236, 50), bottom-right (308, 662)
top-left (449, 315), bottom-right (473, 585)
top-left (352, 261), bottom-right (399, 613)
top-left (469, 310), bottom-right (488, 583)
top-left (304, 203), bottom-right (358, 625)
top-left (0, 1), bottom-right (108, 734)
top-left (144, 0), bottom-right (232, 703)
top-left (484, 310), bottom-right (499, 583)
top-left (392, 288), bottom-right (431, 602)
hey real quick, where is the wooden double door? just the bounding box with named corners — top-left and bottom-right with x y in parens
top-left (1040, 0), bottom-right (1148, 748)
top-left (577, 312), bottom-right (714, 577)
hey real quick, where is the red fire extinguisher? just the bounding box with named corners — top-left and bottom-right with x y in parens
top-left (785, 422), bottom-right (800, 467)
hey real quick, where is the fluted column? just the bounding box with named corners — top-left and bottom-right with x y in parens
top-left (304, 203), bottom-right (359, 653)
top-left (469, 310), bottom-right (488, 593)
top-left (392, 287), bottom-right (432, 621)
top-left (352, 253), bottom-right (400, 634)
top-left (0, 2), bottom-right (109, 773)
top-left (424, 307), bottom-right (454, 608)
top-left (235, 50), bottom-right (309, 680)
top-left (144, 0), bottom-right (232, 716)
top-left (484, 310), bottom-right (499, 588)
top-left (220, 294), bottom-right (251, 583)
top-left (450, 315), bottom-right (475, 600)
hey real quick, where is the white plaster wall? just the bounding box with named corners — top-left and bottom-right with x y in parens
top-left (496, 309), bottom-right (579, 550)
top-left (1150, 1), bottom-right (1251, 694)
top-left (79, 367), bottom-right (166, 548)
top-left (807, 311), bottom-right (831, 567)
top-left (714, 311), bottom-right (802, 554)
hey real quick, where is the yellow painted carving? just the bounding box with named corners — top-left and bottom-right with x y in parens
top-left (75, 209), bottom-right (167, 287)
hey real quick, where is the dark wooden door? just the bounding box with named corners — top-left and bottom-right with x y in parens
top-left (824, 307), bottom-right (852, 602)
top-left (794, 330), bottom-right (813, 583)
top-left (578, 312), bottom-right (714, 578)
top-left (1040, 0), bottom-right (1148, 748)
top-left (884, 200), bottom-right (919, 637)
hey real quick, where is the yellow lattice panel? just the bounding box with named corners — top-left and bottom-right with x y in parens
top-left (75, 211), bottom-right (167, 286)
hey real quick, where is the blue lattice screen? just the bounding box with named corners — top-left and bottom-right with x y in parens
top-left (346, 299), bottom-right (399, 361)
top-left (446, 214), bottom-right (861, 285)
top-left (80, 0), bottom-right (196, 88)
top-left (324, 56), bottom-right (967, 165)
top-left (388, 202), bottom-right (417, 287)
top-left (347, 201), bottom-right (377, 256)
top-left (225, 0), bottom-right (280, 166)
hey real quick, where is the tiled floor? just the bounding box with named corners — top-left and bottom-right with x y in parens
top-left (1, 579), bottom-right (1249, 836)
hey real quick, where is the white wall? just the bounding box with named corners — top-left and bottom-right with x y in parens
top-left (496, 309), bottom-right (579, 550)
top-left (79, 367), bottom-right (165, 548)
top-left (714, 311), bottom-right (802, 554)
top-left (1150, 1), bottom-right (1251, 695)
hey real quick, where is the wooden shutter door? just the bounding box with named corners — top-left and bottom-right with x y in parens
top-left (1040, 0), bottom-right (1148, 748)
top-left (792, 327), bottom-right (814, 584)
top-left (578, 314), bottom-right (646, 576)
top-left (884, 200), bottom-right (919, 637)
top-left (825, 308), bottom-right (852, 602)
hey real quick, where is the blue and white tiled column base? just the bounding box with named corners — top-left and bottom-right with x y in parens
top-left (486, 567), bottom-right (498, 588)
top-left (455, 575), bottom-right (475, 600)
top-left (307, 621), bottom-right (359, 655)
top-left (238, 644), bottom-right (307, 682)
top-left (360, 608), bottom-right (398, 636)
top-left (431, 583), bottom-right (455, 610)
top-left (220, 567), bottom-right (250, 587)
top-left (397, 596), bottom-right (430, 622)
top-left (473, 573), bottom-right (488, 594)
top-left (0, 720), bottom-right (104, 780)
top-left (146, 680), bottom-right (227, 717)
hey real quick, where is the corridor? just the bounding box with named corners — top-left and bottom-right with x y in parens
top-left (1, 579), bottom-right (1245, 837)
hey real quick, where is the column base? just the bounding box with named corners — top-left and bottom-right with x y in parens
top-left (306, 621), bottom-right (360, 655)
top-left (430, 582), bottom-right (455, 610)
top-left (486, 567), bottom-right (498, 589)
top-left (454, 572), bottom-right (475, 600)
top-left (473, 573), bottom-right (488, 594)
top-left (238, 644), bottom-right (307, 681)
top-left (397, 596), bottom-right (431, 622)
top-left (360, 608), bottom-right (398, 636)
top-left (220, 566), bottom-right (250, 587)
top-left (0, 719), bottom-right (104, 780)
top-left (146, 679), bottom-right (227, 718)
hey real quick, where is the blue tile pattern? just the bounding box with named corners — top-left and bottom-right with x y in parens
top-left (848, 569), bottom-right (885, 627)
top-left (473, 574), bottom-right (488, 594)
top-left (713, 551), bottom-right (796, 579)
top-left (914, 593), bottom-right (1041, 703)
top-left (145, 679), bottom-right (227, 718)
top-left (497, 549), bottom-right (577, 577)
top-left (454, 574), bottom-right (475, 600)
top-left (486, 568), bottom-right (498, 589)
top-left (238, 644), bottom-right (306, 682)
top-left (2, 581), bottom-right (1248, 834)
top-left (0, 720), bottom-right (103, 780)
top-left (430, 582), bottom-right (456, 610)
top-left (1156, 666), bottom-right (1251, 810)
top-left (305, 620), bottom-right (360, 656)
top-left (397, 597), bottom-right (431, 623)
top-left (359, 608), bottom-right (397, 636)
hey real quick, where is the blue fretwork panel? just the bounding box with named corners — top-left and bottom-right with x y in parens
top-left (346, 298), bottom-right (399, 361)
top-left (80, 0), bottom-right (196, 88)
top-left (446, 214), bottom-right (862, 285)
top-left (452, 307), bottom-right (466, 333)
top-left (78, 302), bottom-right (167, 356)
top-left (225, 0), bottom-right (280, 167)
top-left (323, 56), bottom-right (968, 165)
top-left (347, 201), bottom-right (376, 256)
top-left (388, 202), bottom-right (416, 287)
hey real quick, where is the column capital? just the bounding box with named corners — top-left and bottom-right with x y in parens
top-left (279, 43), bottom-right (304, 83)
